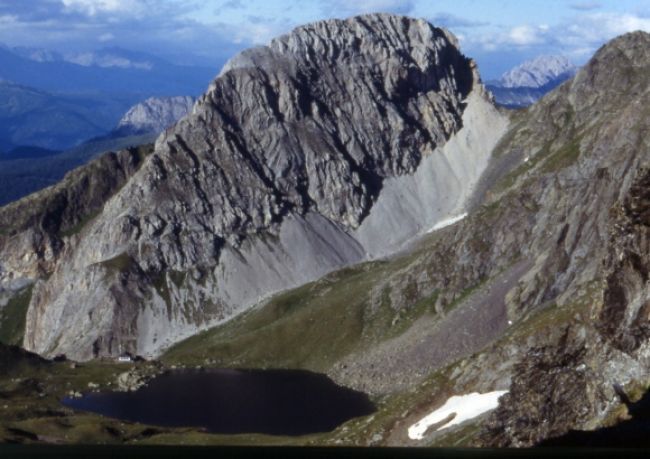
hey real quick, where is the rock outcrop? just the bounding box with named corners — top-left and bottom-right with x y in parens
top-left (470, 31), bottom-right (650, 446)
top-left (114, 96), bottom-right (195, 136)
top-left (7, 14), bottom-right (508, 360)
top-left (303, 31), bottom-right (650, 445)
top-left (0, 144), bottom-right (152, 306)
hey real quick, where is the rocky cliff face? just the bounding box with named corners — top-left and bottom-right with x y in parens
top-left (115, 96), bottom-right (195, 136)
top-left (487, 55), bottom-right (578, 108)
top-left (468, 32), bottom-right (650, 446)
top-left (498, 55), bottom-right (577, 89)
top-left (0, 144), bottom-right (152, 307)
top-left (6, 14), bottom-right (507, 360)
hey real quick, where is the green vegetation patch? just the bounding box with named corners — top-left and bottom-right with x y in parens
top-left (391, 289), bottom-right (439, 335)
top-left (540, 137), bottom-right (582, 173)
top-left (503, 280), bottom-right (601, 344)
top-left (59, 210), bottom-right (101, 238)
top-left (444, 279), bottom-right (487, 313)
top-left (99, 252), bottom-right (135, 274)
top-left (493, 146), bottom-right (546, 194)
top-left (163, 255), bottom-right (446, 371)
top-left (0, 286), bottom-right (34, 346)
top-left (163, 263), bottom-right (379, 371)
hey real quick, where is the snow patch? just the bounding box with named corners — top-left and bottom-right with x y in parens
top-left (408, 391), bottom-right (508, 440)
top-left (427, 213), bottom-right (468, 233)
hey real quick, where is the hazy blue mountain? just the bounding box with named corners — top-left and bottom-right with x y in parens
top-left (0, 81), bottom-right (141, 151)
top-left (0, 45), bottom-right (218, 96)
top-left (0, 92), bottom-right (189, 205)
top-left (0, 44), bottom-right (215, 204)
top-left (0, 146), bottom-right (60, 161)
top-left (0, 132), bottom-right (156, 206)
top-left (0, 45), bottom-right (218, 153)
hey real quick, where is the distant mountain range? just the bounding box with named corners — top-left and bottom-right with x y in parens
top-left (0, 44), bottom-right (215, 156)
top-left (9, 45), bottom-right (166, 70)
top-left (0, 132), bottom-right (157, 206)
top-left (487, 55), bottom-right (578, 108)
top-left (0, 95), bottom-right (194, 206)
top-left (0, 146), bottom-right (60, 161)
top-left (0, 80), bottom-right (141, 152)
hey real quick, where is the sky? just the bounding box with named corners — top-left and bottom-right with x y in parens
top-left (0, 0), bottom-right (649, 79)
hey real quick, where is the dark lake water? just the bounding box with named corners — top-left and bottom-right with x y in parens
top-left (61, 368), bottom-right (375, 436)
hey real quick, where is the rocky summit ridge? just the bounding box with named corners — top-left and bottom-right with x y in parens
top-left (498, 54), bottom-right (577, 89)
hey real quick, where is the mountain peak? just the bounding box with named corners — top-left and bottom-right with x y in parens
top-left (498, 54), bottom-right (577, 89)
top-left (11, 13), bottom-right (507, 360)
top-left (589, 30), bottom-right (650, 63)
top-left (219, 13), bottom-right (464, 84)
top-left (116, 96), bottom-right (195, 136)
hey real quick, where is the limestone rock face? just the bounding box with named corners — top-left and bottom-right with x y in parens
top-left (487, 55), bottom-right (578, 108)
top-left (498, 55), bottom-right (577, 89)
top-left (115, 96), bottom-right (195, 136)
top-left (470, 31), bottom-right (650, 447)
top-left (0, 145), bottom-right (151, 306)
top-left (12, 14), bottom-right (507, 360)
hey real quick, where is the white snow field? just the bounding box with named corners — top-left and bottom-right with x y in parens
top-left (427, 213), bottom-right (468, 233)
top-left (408, 390), bottom-right (508, 440)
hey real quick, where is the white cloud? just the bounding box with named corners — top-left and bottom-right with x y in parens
top-left (556, 12), bottom-right (650, 52)
top-left (234, 22), bottom-right (280, 44)
top-left (428, 12), bottom-right (488, 29)
top-left (570, 1), bottom-right (602, 11)
top-left (324, 0), bottom-right (415, 16)
top-left (593, 12), bottom-right (650, 36)
top-left (98, 32), bottom-right (114, 41)
top-left (61, 0), bottom-right (134, 16)
top-left (469, 24), bottom-right (549, 51)
top-left (0, 13), bottom-right (16, 24)
top-left (467, 11), bottom-right (650, 62)
top-left (508, 25), bottom-right (545, 46)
